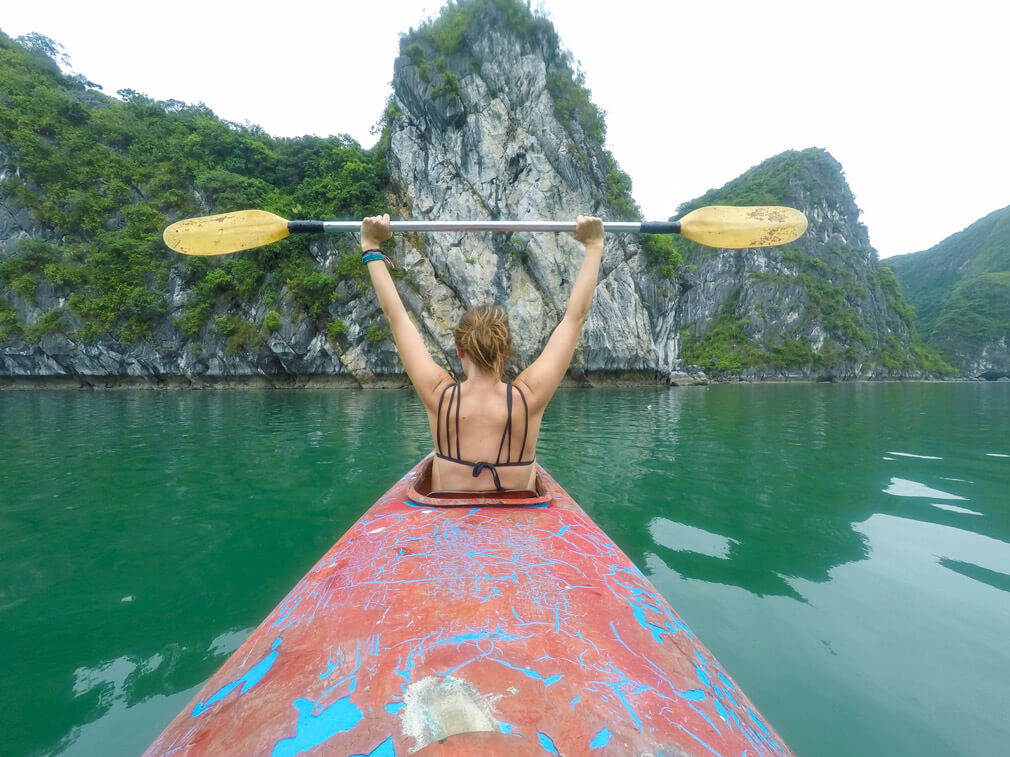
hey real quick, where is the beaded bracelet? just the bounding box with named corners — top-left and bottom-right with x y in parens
top-left (361, 249), bottom-right (396, 268)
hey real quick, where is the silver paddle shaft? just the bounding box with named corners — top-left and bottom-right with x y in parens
top-left (320, 220), bottom-right (648, 233)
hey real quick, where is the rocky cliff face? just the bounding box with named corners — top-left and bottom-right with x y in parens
top-left (651, 149), bottom-right (945, 379)
top-left (0, 3), bottom-right (944, 385)
top-left (382, 3), bottom-right (654, 380)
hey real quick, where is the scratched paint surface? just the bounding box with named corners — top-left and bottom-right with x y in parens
top-left (144, 458), bottom-right (793, 756)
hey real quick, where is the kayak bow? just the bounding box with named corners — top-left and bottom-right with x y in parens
top-left (145, 457), bottom-right (792, 756)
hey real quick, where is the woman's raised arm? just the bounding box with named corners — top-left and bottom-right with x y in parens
top-left (515, 215), bottom-right (604, 409)
top-left (361, 214), bottom-right (451, 407)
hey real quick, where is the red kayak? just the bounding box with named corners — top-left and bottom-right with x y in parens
top-left (145, 457), bottom-right (793, 756)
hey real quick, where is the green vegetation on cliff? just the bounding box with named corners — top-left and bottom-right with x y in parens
top-left (677, 148), bottom-right (848, 217)
top-left (885, 205), bottom-right (1010, 371)
top-left (0, 31), bottom-right (389, 345)
top-left (679, 287), bottom-right (824, 373)
top-left (932, 272), bottom-right (1010, 347)
top-left (886, 206), bottom-right (1010, 334)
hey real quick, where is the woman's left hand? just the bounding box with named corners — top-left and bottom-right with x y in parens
top-left (361, 214), bottom-right (392, 250)
top-left (574, 215), bottom-right (604, 246)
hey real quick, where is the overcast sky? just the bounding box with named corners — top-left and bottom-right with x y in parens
top-left (4, 0), bottom-right (1008, 258)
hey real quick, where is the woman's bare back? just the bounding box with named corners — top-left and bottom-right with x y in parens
top-left (428, 378), bottom-right (543, 492)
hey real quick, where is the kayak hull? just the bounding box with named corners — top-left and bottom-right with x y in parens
top-left (145, 458), bottom-right (792, 756)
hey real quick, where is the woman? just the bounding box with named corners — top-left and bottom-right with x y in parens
top-left (361, 213), bottom-right (604, 492)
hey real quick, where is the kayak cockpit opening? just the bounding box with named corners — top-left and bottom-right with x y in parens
top-left (406, 456), bottom-right (550, 508)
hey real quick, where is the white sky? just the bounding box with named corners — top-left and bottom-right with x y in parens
top-left (3, 0), bottom-right (1008, 258)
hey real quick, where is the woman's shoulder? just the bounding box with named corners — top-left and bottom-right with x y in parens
top-left (420, 374), bottom-right (457, 412)
top-left (511, 375), bottom-right (547, 415)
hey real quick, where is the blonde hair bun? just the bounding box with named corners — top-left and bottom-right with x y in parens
top-left (454, 304), bottom-right (512, 378)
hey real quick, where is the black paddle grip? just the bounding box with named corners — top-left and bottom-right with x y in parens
top-left (639, 221), bottom-right (682, 235)
top-left (287, 220), bottom-right (325, 234)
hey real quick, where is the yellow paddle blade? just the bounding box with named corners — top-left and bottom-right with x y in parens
top-left (163, 210), bottom-right (290, 255)
top-left (678, 206), bottom-right (808, 249)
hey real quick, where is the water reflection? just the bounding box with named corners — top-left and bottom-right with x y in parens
top-left (931, 503), bottom-right (983, 516)
top-left (541, 385), bottom-right (875, 601)
top-left (541, 383), bottom-right (1010, 606)
top-left (883, 477), bottom-right (967, 500)
top-left (877, 446), bottom-right (1009, 547)
top-left (766, 510), bottom-right (1010, 756)
top-left (649, 518), bottom-right (737, 560)
top-left (939, 558), bottom-right (1010, 594)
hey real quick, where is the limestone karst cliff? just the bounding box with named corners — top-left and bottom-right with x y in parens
top-left (0, 3), bottom-right (948, 385)
top-left (381, 1), bottom-right (656, 380)
top-left (885, 205), bottom-right (1010, 378)
top-left (653, 149), bottom-right (950, 379)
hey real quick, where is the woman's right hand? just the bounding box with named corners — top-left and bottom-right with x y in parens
top-left (361, 214), bottom-right (392, 251)
top-left (574, 215), bottom-right (604, 246)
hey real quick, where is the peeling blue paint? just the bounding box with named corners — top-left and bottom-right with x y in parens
top-left (675, 722), bottom-right (725, 757)
top-left (695, 661), bottom-right (712, 688)
top-left (271, 696), bottom-right (363, 757)
top-left (319, 653), bottom-right (341, 680)
top-left (320, 641), bottom-right (362, 699)
top-left (590, 727), bottom-right (612, 748)
top-left (714, 697), bottom-right (729, 724)
top-left (688, 701), bottom-right (720, 735)
top-left (537, 731), bottom-right (560, 754)
top-left (479, 585), bottom-right (501, 602)
top-left (609, 620), bottom-right (636, 656)
top-left (274, 597), bottom-right (303, 628)
top-left (588, 666), bottom-right (646, 732)
top-left (489, 657), bottom-right (561, 687)
top-left (745, 706), bottom-right (771, 736)
top-left (678, 689), bottom-right (706, 702)
top-left (721, 685), bottom-right (740, 708)
top-left (726, 706), bottom-right (744, 734)
top-left (193, 639), bottom-right (280, 716)
top-left (350, 736), bottom-right (395, 756)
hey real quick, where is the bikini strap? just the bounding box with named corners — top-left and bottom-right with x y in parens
top-left (436, 382), bottom-right (458, 458)
top-left (453, 383), bottom-right (461, 461)
top-left (514, 383), bottom-right (529, 461)
top-left (495, 383), bottom-right (513, 464)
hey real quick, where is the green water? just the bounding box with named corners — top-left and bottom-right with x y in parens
top-left (2, 384), bottom-right (1008, 756)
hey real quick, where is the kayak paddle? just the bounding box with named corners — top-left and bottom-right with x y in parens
top-left (162, 206), bottom-right (808, 256)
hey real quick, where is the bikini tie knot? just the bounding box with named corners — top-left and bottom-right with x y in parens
top-left (472, 462), bottom-right (504, 491)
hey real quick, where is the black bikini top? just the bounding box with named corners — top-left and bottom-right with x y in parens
top-left (435, 382), bottom-right (534, 491)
